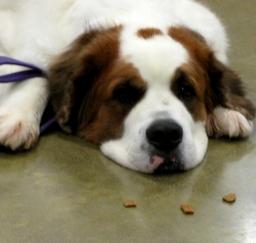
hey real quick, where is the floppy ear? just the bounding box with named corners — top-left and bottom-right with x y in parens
top-left (206, 56), bottom-right (255, 138)
top-left (48, 27), bottom-right (120, 133)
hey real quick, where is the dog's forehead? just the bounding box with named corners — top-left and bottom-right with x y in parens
top-left (120, 26), bottom-right (189, 86)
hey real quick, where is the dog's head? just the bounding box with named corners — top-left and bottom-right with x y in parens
top-left (48, 25), bottom-right (255, 173)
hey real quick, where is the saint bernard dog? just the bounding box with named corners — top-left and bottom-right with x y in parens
top-left (0, 0), bottom-right (255, 173)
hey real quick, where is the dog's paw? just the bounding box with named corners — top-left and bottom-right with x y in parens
top-left (206, 107), bottom-right (253, 138)
top-left (0, 109), bottom-right (39, 150)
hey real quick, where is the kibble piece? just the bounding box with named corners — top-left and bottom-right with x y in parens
top-left (180, 203), bottom-right (194, 215)
top-left (123, 200), bottom-right (137, 208)
top-left (223, 193), bottom-right (236, 203)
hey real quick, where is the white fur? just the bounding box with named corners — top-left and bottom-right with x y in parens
top-left (0, 0), bottom-right (249, 172)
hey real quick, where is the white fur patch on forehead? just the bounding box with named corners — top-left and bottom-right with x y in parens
top-left (120, 26), bottom-right (189, 86)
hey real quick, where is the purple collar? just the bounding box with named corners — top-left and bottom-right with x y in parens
top-left (0, 56), bottom-right (56, 133)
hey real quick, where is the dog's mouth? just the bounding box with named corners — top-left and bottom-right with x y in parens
top-left (149, 152), bottom-right (184, 174)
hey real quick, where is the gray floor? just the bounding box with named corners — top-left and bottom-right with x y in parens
top-left (0, 1), bottom-right (256, 243)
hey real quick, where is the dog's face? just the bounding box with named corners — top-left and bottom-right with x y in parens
top-left (49, 26), bottom-right (255, 173)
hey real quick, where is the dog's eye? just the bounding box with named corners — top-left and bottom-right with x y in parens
top-left (172, 71), bottom-right (196, 102)
top-left (112, 81), bottom-right (144, 105)
top-left (177, 81), bottom-right (195, 101)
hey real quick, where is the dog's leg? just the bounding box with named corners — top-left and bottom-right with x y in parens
top-left (0, 68), bottom-right (48, 150)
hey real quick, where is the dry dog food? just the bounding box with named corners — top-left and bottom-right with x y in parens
top-left (180, 203), bottom-right (194, 214)
top-left (223, 193), bottom-right (236, 203)
top-left (123, 200), bottom-right (137, 208)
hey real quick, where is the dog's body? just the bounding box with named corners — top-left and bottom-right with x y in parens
top-left (0, 0), bottom-right (254, 173)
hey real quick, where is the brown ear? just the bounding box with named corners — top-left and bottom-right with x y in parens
top-left (48, 27), bottom-right (120, 133)
top-left (206, 56), bottom-right (255, 137)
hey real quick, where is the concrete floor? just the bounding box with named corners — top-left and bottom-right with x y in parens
top-left (1, 1), bottom-right (256, 243)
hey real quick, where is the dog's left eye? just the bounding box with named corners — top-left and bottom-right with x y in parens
top-left (172, 71), bottom-right (196, 102)
top-left (177, 81), bottom-right (195, 101)
top-left (112, 81), bottom-right (145, 105)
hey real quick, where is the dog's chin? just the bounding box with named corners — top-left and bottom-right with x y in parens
top-left (149, 150), bottom-right (185, 174)
top-left (101, 140), bottom-right (186, 174)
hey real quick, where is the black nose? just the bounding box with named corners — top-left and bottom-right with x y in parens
top-left (146, 119), bottom-right (183, 152)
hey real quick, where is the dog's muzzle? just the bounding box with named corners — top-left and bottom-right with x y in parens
top-left (146, 119), bottom-right (184, 173)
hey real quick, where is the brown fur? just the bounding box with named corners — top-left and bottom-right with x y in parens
top-left (137, 28), bottom-right (163, 39)
top-left (169, 27), bottom-right (210, 121)
top-left (49, 27), bottom-right (121, 127)
top-left (78, 62), bottom-right (146, 143)
top-left (49, 26), bottom-right (146, 144)
top-left (173, 63), bottom-right (208, 121)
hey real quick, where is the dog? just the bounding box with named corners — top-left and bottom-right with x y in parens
top-left (0, 0), bottom-right (254, 173)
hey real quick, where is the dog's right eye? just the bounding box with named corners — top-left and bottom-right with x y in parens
top-left (112, 81), bottom-right (145, 106)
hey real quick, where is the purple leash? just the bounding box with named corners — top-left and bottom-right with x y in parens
top-left (0, 56), bottom-right (56, 133)
top-left (0, 56), bottom-right (45, 82)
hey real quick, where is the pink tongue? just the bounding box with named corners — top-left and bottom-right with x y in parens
top-left (149, 155), bottom-right (165, 171)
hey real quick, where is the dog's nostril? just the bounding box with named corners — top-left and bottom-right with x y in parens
top-left (146, 119), bottom-right (183, 151)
